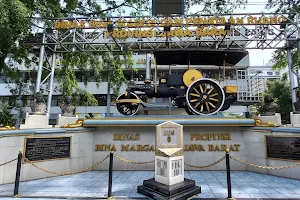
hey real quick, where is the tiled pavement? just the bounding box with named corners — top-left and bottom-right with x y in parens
top-left (0, 171), bottom-right (300, 199)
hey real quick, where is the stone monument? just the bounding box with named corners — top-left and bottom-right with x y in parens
top-left (20, 92), bottom-right (51, 129)
top-left (291, 91), bottom-right (300, 127)
top-left (137, 121), bottom-right (201, 199)
top-left (258, 95), bottom-right (281, 126)
top-left (57, 96), bottom-right (78, 127)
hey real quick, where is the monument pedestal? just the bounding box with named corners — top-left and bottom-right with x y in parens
top-left (155, 156), bottom-right (184, 185)
top-left (290, 112), bottom-right (300, 127)
top-left (137, 121), bottom-right (200, 199)
top-left (137, 178), bottom-right (201, 200)
top-left (258, 113), bottom-right (281, 126)
top-left (56, 114), bottom-right (78, 127)
top-left (20, 112), bottom-right (52, 129)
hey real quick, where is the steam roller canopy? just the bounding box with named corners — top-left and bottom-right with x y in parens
top-left (115, 92), bottom-right (143, 116)
top-left (186, 78), bottom-right (225, 115)
top-left (183, 69), bottom-right (203, 87)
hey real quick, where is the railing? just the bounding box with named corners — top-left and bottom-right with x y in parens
top-left (1, 150), bottom-right (300, 199)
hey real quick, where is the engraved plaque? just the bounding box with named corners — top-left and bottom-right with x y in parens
top-left (161, 127), bottom-right (178, 145)
top-left (24, 136), bottom-right (71, 162)
top-left (266, 136), bottom-right (300, 161)
top-left (171, 159), bottom-right (182, 177)
top-left (156, 121), bottom-right (183, 149)
top-left (157, 159), bottom-right (167, 177)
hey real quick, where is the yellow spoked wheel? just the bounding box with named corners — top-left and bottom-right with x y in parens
top-left (116, 92), bottom-right (143, 116)
top-left (185, 78), bottom-right (225, 115)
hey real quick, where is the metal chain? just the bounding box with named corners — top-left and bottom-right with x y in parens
top-left (230, 156), bottom-right (300, 170)
top-left (0, 158), bottom-right (18, 166)
top-left (22, 155), bottom-right (109, 175)
top-left (114, 155), bottom-right (155, 164)
top-left (184, 156), bottom-right (226, 169)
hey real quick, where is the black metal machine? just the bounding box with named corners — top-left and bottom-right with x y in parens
top-left (115, 49), bottom-right (248, 116)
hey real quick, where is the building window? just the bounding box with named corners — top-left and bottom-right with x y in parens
top-left (267, 72), bottom-right (273, 75)
top-left (275, 72), bottom-right (280, 75)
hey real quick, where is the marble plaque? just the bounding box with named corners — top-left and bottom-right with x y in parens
top-left (171, 159), bottom-right (182, 177)
top-left (157, 159), bottom-right (167, 177)
top-left (156, 121), bottom-right (183, 149)
top-left (161, 127), bottom-right (178, 145)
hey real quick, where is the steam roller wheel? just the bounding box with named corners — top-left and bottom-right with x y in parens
top-left (116, 92), bottom-right (143, 116)
top-left (186, 78), bottom-right (225, 115)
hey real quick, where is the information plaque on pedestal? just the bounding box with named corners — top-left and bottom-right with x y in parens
top-left (137, 121), bottom-right (201, 200)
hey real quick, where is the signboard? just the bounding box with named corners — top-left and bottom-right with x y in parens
top-left (265, 136), bottom-right (300, 161)
top-left (161, 128), bottom-right (178, 145)
top-left (53, 15), bottom-right (287, 40)
top-left (156, 121), bottom-right (183, 149)
top-left (24, 136), bottom-right (72, 162)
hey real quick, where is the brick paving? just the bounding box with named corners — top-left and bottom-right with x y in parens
top-left (0, 171), bottom-right (300, 199)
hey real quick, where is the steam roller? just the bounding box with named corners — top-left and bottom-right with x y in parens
top-left (115, 68), bottom-right (237, 116)
top-left (115, 49), bottom-right (246, 116)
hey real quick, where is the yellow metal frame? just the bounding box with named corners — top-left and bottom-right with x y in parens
top-left (224, 86), bottom-right (238, 94)
top-left (114, 99), bottom-right (141, 103)
top-left (183, 69), bottom-right (203, 87)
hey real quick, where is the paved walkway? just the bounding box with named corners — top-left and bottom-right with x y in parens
top-left (0, 171), bottom-right (300, 199)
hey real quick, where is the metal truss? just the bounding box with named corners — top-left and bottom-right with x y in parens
top-left (22, 13), bottom-right (300, 52)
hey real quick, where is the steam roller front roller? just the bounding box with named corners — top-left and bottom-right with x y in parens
top-left (185, 78), bottom-right (225, 115)
top-left (115, 92), bottom-right (144, 116)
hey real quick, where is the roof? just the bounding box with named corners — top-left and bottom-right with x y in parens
top-left (153, 49), bottom-right (249, 66)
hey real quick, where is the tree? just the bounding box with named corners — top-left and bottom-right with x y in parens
top-left (0, 0), bottom-right (140, 105)
top-left (264, 0), bottom-right (300, 110)
top-left (186, 0), bottom-right (248, 14)
top-left (0, 101), bottom-right (16, 126)
top-left (260, 74), bottom-right (293, 124)
top-left (0, 0), bottom-right (31, 71)
top-left (265, 0), bottom-right (300, 14)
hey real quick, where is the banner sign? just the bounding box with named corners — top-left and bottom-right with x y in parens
top-left (53, 15), bottom-right (287, 38)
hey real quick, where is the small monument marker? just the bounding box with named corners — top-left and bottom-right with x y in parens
top-left (137, 121), bottom-right (201, 199)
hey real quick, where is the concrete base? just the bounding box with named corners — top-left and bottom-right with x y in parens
top-left (20, 112), bottom-right (52, 129)
top-left (137, 178), bottom-right (201, 200)
top-left (155, 156), bottom-right (184, 186)
top-left (290, 112), bottom-right (300, 127)
top-left (56, 114), bottom-right (79, 127)
top-left (258, 113), bottom-right (281, 126)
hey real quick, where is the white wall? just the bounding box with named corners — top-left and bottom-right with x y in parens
top-left (0, 130), bottom-right (93, 184)
top-left (1, 126), bottom-right (300, 185)
top-left (244, 129), bottom-right (300, 180)
top-left (92, 126), bottom-right (245, 171)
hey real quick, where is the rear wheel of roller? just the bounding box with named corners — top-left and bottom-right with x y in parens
top-left (116, 92), bottom-right (143, 116)
top-left (186, 78), bottom-right (225, 115)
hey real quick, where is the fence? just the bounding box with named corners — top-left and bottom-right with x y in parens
top-left (1, 149), bottom-right (300, 199)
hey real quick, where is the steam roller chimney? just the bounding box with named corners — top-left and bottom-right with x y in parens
top-left (145, 53), bottom-right (152, 83)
